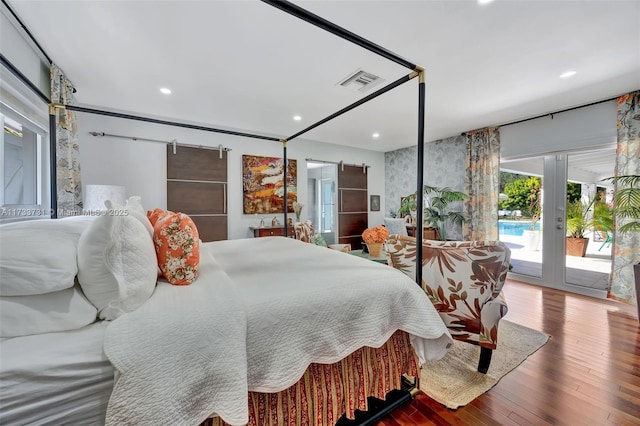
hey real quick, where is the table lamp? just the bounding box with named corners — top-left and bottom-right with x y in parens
top-left (83, 184), bottom-right (126, 211)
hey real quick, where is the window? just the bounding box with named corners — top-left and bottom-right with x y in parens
top-left (1, 109), bottom-right (49, 221)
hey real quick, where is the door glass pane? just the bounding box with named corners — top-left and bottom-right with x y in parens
top-left (564, 150), bottom-right (614, 290)
top-left (307, 162), bottom-right (337, 244)
top-left (499, 158), bottom-right (544, 278)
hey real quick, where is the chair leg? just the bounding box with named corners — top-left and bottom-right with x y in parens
top-left (478, 347), bottom-right (492, 374)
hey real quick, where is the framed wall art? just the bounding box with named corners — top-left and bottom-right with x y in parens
top-left (242, 155), bottom-right (297, 214)
top-left (370, 194), bottom-right (380, 211)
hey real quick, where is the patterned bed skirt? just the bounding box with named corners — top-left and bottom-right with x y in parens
top-left (205, 330), bottom-right (418, 426)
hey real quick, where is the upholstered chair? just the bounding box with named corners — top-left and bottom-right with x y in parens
top-left (294, 220), bottom-right (315, 243)
top-left (385, 234), bottom-right (511, 373)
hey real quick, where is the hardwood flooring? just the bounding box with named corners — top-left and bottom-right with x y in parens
top-left (376, 279), bottom-right (640, 426)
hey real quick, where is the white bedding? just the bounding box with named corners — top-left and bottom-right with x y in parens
top-left (208, 237), bottom-right (453, 391)
top-left (0, 321), bottom-right (113, 426)
top-left (105, 237), bottom-right (453, 426)
top-left (104, 248), bottom-right (248, 426)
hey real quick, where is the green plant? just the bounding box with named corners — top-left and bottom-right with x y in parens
top-left (590, 199), bottom-right (614, 237)
top-left (422, 185), bottom-right (468, 241)
top-left (500, 176), bottom-right (542, 229)
top-left (527, 184), bottom-right (542, 231)
top-left (399, 185), bottom-right (468, 240)
top-left (398, 194), bottom-right (417, 219)
top-left (605, 175), bottom-right (640, 234)
top-left (566, 198), bottom-right (597, 238)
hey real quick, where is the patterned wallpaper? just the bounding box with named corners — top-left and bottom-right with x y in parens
top-left (385, 135), bottom-right (466, 239)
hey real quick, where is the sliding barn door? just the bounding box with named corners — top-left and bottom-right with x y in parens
top-left (167, 145), bottom-right (228, 242)
top-left (337, 164), bottom-right (368, 248)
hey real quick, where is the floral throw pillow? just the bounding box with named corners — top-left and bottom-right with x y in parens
top-left (147, 208), bottom-right (173, 228)
top-left (152, 212), bottom-right (200, 285)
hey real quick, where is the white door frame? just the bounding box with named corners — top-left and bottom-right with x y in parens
top-left (508, 153), bottom-right (608, 298)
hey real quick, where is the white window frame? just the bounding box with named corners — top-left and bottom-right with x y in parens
top-left (1, 104), bottom-right (50, 222)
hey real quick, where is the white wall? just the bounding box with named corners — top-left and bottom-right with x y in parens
top-left (77, 111), bottom-right (385, 240)
top-left (1, 9), bottom-right (50, 96)
top-left (500, 100), bottom-right (617, 159)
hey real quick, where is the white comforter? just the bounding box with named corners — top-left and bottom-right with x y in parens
top-left (104, 237), bottom-right (452, 426)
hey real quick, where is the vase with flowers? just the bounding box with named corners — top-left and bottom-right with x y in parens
top-left (362, 225), bottom-right (389, 258)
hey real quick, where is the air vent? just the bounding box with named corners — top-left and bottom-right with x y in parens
top-left (337, 69), bottom-right (385, 93)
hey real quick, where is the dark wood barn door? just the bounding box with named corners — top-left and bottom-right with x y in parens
top-left (337, 164), bottom-right (368, 248)
top-left (166, 145), bottom-right (228, 241)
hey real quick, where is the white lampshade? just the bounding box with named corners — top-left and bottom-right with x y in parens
top-left (83, 184), bottom-right (126, 211)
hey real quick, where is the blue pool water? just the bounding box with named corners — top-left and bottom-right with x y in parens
top-left (499, 220), bottom-right (540, 236)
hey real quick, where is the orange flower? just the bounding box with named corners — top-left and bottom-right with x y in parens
top-left (362, 225), bottom-right (389, 244)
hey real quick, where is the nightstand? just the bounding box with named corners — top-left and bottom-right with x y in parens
top-left (249, 226), bottom-right (294, 238)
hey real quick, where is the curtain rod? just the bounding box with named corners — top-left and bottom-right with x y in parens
top-left (305, 158), bottom-right (370, 171)
top-left (1, 0), bottom-right (52, 64)
top-left (498, 96), bottom-right (617, 129)
top-left (89, 132), bottom-right (231, 155)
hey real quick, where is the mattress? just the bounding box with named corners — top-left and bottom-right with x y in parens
top-left (0, 321), bottom-right (113, 426)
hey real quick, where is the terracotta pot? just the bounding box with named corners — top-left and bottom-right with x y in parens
top-left (566, 237), bottom-right (589, 257)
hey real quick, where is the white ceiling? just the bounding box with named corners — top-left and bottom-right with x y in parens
top-left (6, 0), bottom-right (640, 152)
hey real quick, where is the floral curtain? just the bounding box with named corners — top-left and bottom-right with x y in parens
top-left (463, 127), bottom-right (500, 240)
top-left (50, 63), bottom-right (82, 216)
top-left (609, 91), bottom-right (640, 305)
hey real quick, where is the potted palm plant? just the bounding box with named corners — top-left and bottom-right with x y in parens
top-left (422, 185), bottom-right (468, 241)
top-left (565, 198), bottom-right (596, 257)
top-left (399, 186), bottom-right (467, 240)
top-left (398, 194), bottom-right (417, 222)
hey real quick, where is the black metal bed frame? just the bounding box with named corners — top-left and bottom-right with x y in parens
top-left (1, 0), bottom-right (426, 421)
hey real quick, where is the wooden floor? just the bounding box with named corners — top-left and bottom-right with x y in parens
top-left (376, 279), bottom-right (640, 426)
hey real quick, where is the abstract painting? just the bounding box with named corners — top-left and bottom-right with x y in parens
top-left (242, 155), bottom-right (297, 214)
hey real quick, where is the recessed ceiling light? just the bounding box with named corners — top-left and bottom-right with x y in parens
top-left (478, 0), bottom-right (494, 4)
top-left (160, 87), bottom-right (171, 94)
top-left (293, 115), bottom-right (302, 121)
top-left (372, 133), bottom-right (380, 138)
top-left (560, 70), bottom-right (577, 79)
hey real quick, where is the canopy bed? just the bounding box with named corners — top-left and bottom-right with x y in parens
top-left (0, 0), bottom-right (444, 425)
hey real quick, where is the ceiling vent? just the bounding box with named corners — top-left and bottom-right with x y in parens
top-left (337, 69), bottom-right (385, 93)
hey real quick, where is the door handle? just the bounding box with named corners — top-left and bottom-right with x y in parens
top-left (223, 183), bottom-right (227, 214)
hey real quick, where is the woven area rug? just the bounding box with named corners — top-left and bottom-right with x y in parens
top-left (420, 320), bottom-right (549, 409)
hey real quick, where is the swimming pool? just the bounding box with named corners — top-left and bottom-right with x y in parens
top-left (498, 220), bottom-right (540, 236)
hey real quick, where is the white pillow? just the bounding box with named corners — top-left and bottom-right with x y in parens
top-left (77, 201), bottom-right (157, 320)
top-left (0, 217), bottom-right (95, 296)
top-left (118, 196), bottom-right (154, 238)
top-left (0, 285), bottom-right (98, 337)
top-left (384, 217), bottom-right (408, 236)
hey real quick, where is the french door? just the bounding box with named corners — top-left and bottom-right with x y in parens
top-left (503, 150), bottom-right (614, 298)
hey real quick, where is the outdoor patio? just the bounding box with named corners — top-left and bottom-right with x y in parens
top-left (501, 232), bottom-right (612, 291)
